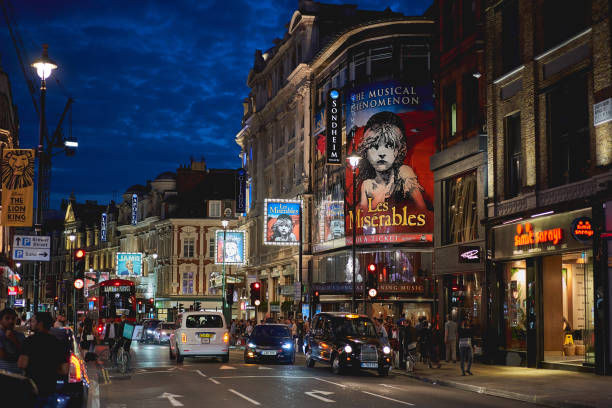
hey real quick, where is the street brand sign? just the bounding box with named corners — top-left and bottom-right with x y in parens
top-left (326, 88), bottom-right (342, 165)
top-left (594, 98), bottom-right (612, 126)
top-left (12, 235), bottom-right (51, 261)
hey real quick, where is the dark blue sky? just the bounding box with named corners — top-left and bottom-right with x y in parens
top-left (0, 0), bottom-right (431, 209)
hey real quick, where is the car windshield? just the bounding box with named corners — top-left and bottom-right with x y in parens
top-left (186, 314), bottom-right (223, 328)
top-left (332, 317), bottom-right (378, 338)
top-left (252, 325), bottom-right (290, 338)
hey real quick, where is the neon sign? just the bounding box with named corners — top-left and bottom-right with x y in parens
top-left (571, 217), bottom-right (594, 242)
top-left (514, 223), bottom-right (563, 247)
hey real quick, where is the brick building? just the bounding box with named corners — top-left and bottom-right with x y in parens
top-left (483, 0), bottom-right (612, 375)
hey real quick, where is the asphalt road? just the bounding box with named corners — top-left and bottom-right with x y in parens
top-left (97, 342), bottom-right (539, 408)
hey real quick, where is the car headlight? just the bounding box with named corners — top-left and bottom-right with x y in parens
top-left (248, 343), bottom-right (256, 348)
top-left (383, 346), bottom-right (391, 354)
top-left (282, 343), bottom-right (292, 350)
top-left (344, 345), bottom-right (352, 354)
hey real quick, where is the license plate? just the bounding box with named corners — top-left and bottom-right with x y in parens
top-left (261, 350), bottom-right (277, 356)
top-left (201, 338), bottom-right (210, 344)
top-left (361, 362), bottom-right (378, 368)
top-left (198, 333), bottom-right (214, 338)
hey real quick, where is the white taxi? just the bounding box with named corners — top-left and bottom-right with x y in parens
top-left (169, 311), bottom-right (229, 363)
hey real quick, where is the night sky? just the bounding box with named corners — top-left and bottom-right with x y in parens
top-left (0, 0), bottom-right (431, 209)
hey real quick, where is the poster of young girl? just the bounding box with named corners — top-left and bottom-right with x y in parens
top-left (345, 81), bottom-right (435, 244)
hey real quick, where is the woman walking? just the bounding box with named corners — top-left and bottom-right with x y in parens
top-left (458, 320), bottom-right (474, 376)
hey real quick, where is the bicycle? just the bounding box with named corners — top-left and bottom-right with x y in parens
top-left (116, 345), bottom-right (130, 374)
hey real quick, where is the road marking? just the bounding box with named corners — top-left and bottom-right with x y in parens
top-left (212, 375), bottom-right (313, 379)
top-left (361, 391), bottom-right (415, 406)
top-left (157, 392), bottom-right (184, 407)
top-left (305, 390), bottom-right (335, 403)
top-left (219, 365), bottom-right (236, 370)
top-left (228, 389), bottom-right (261, 405)
top-left (313, 377), bottom-right (347, 388)
top-left (258, 366), bottom-right (272, 370)
top-left (209, 378), bottom-right (221, 384)
top-left (196, 370), bottom-right (207, 377)
top-left (381, 384), bottom-right (402, 390)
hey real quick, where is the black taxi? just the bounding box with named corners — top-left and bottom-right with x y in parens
top-left (304, 312), bottom-right (392, 376)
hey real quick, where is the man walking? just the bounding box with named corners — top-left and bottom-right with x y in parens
top-left (444, 314), bottom-right (458, 363)
top-left (0, 308), bottom-right (25, 373)
top-left (18, 312), bottom-right (69, 405)
top-left (104, 317), bottom-right (118, 360)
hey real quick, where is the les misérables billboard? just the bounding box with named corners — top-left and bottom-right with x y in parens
top-left (345, 81), bottom-right (435, 245)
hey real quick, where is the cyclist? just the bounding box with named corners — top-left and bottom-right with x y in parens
top-left (112, 314), bottom-right (132, 367)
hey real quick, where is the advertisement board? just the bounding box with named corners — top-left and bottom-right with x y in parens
top-left (1, 149), bottom-right (34, 227)
top-left (215, 230), bottom-right (246, 265)
top-left (326, 88), bottom-right (342, 164)
top-left (345, 81), bottom-right (435, 245)
top-left (236, 168), bottom-right (247, 214)
top-left (101, 213), bottom-right (107, 242)
top-left (131, 194), bottom-right (138, 225)
top-left (116, 252), bottom-right (143, 277)
top-left (318, 200), bottom-right (344, 242)
top-left (264, 199), bottom-right (301, 246)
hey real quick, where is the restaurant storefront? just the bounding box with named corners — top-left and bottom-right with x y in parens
top-left (489, 208), bottom-right (597, 371)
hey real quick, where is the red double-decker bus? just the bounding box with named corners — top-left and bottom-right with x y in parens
top-left (87, 279), bottom-right (136, 332)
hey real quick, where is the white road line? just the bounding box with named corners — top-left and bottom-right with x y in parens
top-left (196, 370), bottom-right (207, 377)
top-left (212, 375), bottom-right (313, 379)
top-left (381, 384), bottom-right (403, 390)
top-left (228, 389), bottom-right (261, 406)
top-left (361, 391), bottom-right (415, 406)
top-left (209, 378), bottom-right (221, 384)
top-left (313, 377), bottom-right (347, 388)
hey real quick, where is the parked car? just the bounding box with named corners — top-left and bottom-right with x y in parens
top-left (244, 324), bottom-right (295, 364)
top-left (304, 312), bottom-right (392, 376)
top-left (154, 322), bottom-right (176, 344)
top-left (169, 311), bottom-right (229, 363)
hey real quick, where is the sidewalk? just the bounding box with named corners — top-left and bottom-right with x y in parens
top-left (394, 362), bottom-right (612, 408)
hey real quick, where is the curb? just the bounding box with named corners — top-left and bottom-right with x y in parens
top-left (394, 369), bottom-right (596, 408)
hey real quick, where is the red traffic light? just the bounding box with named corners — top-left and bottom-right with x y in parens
top-left (314, 291), bottom-right (319, 296)
top-left (254, 282), bottom-right (260, 289)
top-left (74, 249), bottom-right (85, 259)
top-left (149, 298), bottom-right (154, 303)
top-left (138, 301), bottom-right (142, 305)
top-left (368, 263), bottom-right (376, 272)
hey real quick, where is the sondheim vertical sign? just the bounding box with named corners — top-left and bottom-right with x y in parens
top-left (1, 149), bottom-right (34, 227)
top-left (326, 89), bottom-right (341, 165)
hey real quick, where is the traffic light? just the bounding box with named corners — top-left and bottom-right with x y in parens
top-left (226, 283), bottom-right (235, 305)
top-left (250, 282), bottom-right (261, 306)
top-left (312, 290), bottom-right (320, 304)
top-left (366, 263), bottom-right (378, 298)
top-left (74, 248), bottom-right (86, 280)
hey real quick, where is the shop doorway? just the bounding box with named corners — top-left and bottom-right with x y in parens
top-left (542, 252), bottom-right (594, 367)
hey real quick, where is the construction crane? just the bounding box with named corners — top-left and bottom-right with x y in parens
top-left (1, 0), bottom-right (76, 215)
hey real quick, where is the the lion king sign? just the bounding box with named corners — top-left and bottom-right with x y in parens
top-left (1, 149), bottom-right (34, 227)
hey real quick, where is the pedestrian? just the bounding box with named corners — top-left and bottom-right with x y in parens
top-left (53, 314), bottom-right (66, 328)
top-left (80, 317), bottom-right (96, 354)
top-left (104, 317), bottom-right (118, 360)
top-left (419, 318), bottom-right (440, 368)
top-left (230, 319), bottom-right (237, 345)
top-left (458, 320), bottom-right (474, 375)
top-left (0, 308), bottom-right (25, 374)
top-left (246, 320), bottom-right (254, 337)
top-left (18, 312), bottom-right (70, 405)
top-left (444, 314), bottom-right (458, 363)
top-left (399, 319), bottom-right (415, 370)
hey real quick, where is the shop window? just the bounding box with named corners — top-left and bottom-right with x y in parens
top-left (504, 112), bottom-right (521, 198)
top-left (444, 170), bottom-right (478, 244)
top-left (503, 261), bottom-right (527, 352)
top-left (501, 0), bottom-right (520, 74)
top-left (547, 75), bottom-right (590, 187)
top-left (444, 84), bottom-right (457, 139)
top-left (462, 73), bottom-right (479, 131)
top-left (446, 273), bottom-right (482, 329)
top-left (183, 238), bottom-right (195, 258)
top-left (182, 272), bottom-right (194, 294)
top-left (542, 0), bottom-right (589, 52)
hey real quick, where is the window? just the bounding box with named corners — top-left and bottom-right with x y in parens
top-left (463, 73), bottom-right (479, 131)
top-left (182, 272), bottom-right (193, 294)
top-left (501, 0), bottom-right (520, 74)
top-left (443, 0), bottom-right (457, 51)
top-left (542, 0), bottom-right (589, 51)
top-left (209, 235), bottom-right (215, 258)
top-left (183, 238), bottom-right (195, 258)
top-left (462, 0), bottom-right (476, 37)
top-left (352, 52), bottom-right (366, 81)
top-left (444, 170), bottom-right (478, 244)
top-left (186, 314), bottom-right (223, 328)
top-left (401, 45), bottom-right (429, 83)
top-left (444, 84), bottom-right (457, 139)
top-left (505, 112), bottom-right (522, 198)
top-left (209, 200), bottom-right (221, 218)
top-left (369, 46), bottom-right (393, 79)
top-left (547, 75), bottom-right (589, 187)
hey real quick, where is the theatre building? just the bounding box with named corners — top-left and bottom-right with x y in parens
top-left (309, 9), bottom-right (436, 321)
top-left (484, 0), bottom-right (612, 374)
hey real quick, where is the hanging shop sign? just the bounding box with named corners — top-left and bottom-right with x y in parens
top-left (215, 230), bottom-right (246, 265)
top-left (344, 81), bottom-right (435, 245)
top-left (116, 252), bottom-right (143, 277)
top-left (493, 208), bottom-right (592, 260)
top-left (1, 149), bottom-right (34, 227)
top-left (263, 199), bottom-right (301, 246)
top-left (326, 88), bottom-right (342, 165)
top-left (458, 246), bottom-right (481, 263)
top-left (131, 194), bottom-right (138, 225)
top-left (7, 286), bottom-right (23, 296)
top-left (101, 213), bottom-right (107, 242)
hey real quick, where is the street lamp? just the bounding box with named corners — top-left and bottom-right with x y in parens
top-left (347, 151), bottom-right (361, 313)
top-left (221, 219), bottom-right (229, 324)
top-left (30, 45), bottom-right (58, 313)
top-left (69, 234), bottom-right (75, 324)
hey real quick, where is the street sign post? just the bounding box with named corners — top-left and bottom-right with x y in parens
top-left (12, 235), bottom-right (51, 262)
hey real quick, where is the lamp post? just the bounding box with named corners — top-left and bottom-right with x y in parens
top-left (347, 151), bottom-right (361, 314)
top-left (221, 219), bottom-right (229, 324)
top-left (69, 234), bottom-right (76, 325)
top-left (31, 45), bottom-right (57, 313)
